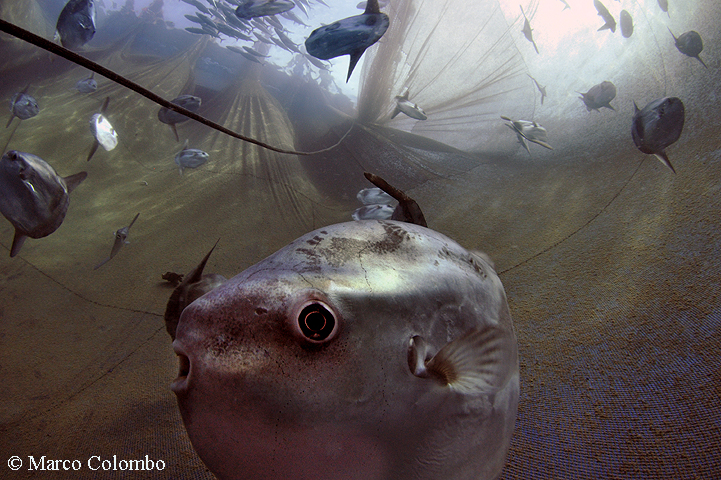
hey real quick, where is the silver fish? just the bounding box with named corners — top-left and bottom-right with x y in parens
top-left (593, 0), bottom-right (616, 33)
top-left (578, 80), bottom-right (616, 112)
top-left (351, 204), bottom-right (395, 221)
top-left (235, 0), bottom-right (295, 20)
top-left (632, 97), bottom-right (685, 174)
top-left (305, 0), bottom-right (390, 82)
top-left (94, 212), bottom-right (140, 270)
top-left (164, 239), bottom-right (227, 340)
top-left (520, 6), bottom-right (539, 54)
top-left (619, 10), bottom-right (633, 38)
top-left (87, 97), bottom-right (118, 161)
top-left (175, 140), bottom-right (210, 175)
top-left (158, 95), bottom-right (202, 142)
top-left (6, 86), bottom-right (39, 128)
top-left (391, 90), bottom-right (428, 121)
top-left (357, 187), bottom-right (395, 205)
top-left (75, 72), bottom-right (97, 93)
top-left (55, 0), bottom-right (96, 49)
top-left (501, 116), bottom-right (553, 153)
top-left (171, 173), bottom-right (518, 480)
top-left (0, 151), bottom-right (86, 257)
top-left (669, 29), bottom-right (707, 69)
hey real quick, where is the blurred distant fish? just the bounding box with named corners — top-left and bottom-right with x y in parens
top-left (87, 97), bottom-right (118, 161)
top-left (0, 151), bottom-right (87, 257)
top-left (158, 95), bottom-right (202, 142)
top-left (55, 0), bottom-right (96, 49)
top-left (502, 116), bottom-right (553, 153)
top-left (351, 204), bottom-right (395, 221)
top-left (657, 0), bottom-right (669, 15)
top-left (243, 46), bottom-right (268, 57)
top-left (235, 0), bottom-right (295, 20)
top-left (356, 187), bottom-right (395, 205)
top-left (175, 140), bottom-right (209, 176)
top-left (559, 0), bottom-right (570, 10)
top-left (274, 27), bottom-right (302, 53)
top-left (520, 6), bottom-right (539, 54)
top-left (594, 0), bottom-right (616, 33)
top-left (75, 72), bottom-right (97, 93)
top-left (619, 10), bottom-right (633, 38)
top-left (6, 85), bottom-right (39, 128)
top-left (578, 81), bottom-right (616, 112)
top-left (392, 90), bottom-right (427, 120)
top-left (303, 54), bottom-right (331, 70)
top-left (94, 212), bottom-right (140, 270)
top-left (254, 31), bottom-right (274, 44)
top-left (528, 74), bottom-right (547, 105)
top-left (265, 15), bottom-right (285, 31)
top-left (280, 10), bottom-right (308, 27)
top-left (182, 0), bottom-right (211, 15)
top-left (632, 97), bottom-right (685, 174)
top-left (227, 45), bottom-right (265, 64)
top-left (669, 29), bottom-right (707, 68)
top-left (305, 0), bottom-right (389, 82)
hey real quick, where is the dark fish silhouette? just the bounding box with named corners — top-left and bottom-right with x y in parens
top-left (619, 10), bottom-right (633, 38)
top-left (520, 6), bottom-right (539, 54)
top-left (669, 29), bottom-right (707, 68)
top-left (305, 0), bottom-right (390, 82)
top-left (528, 74), bottom-right (547, 105)
top-left (594, 0), bottom-right (616, 32)
top-left (0, 151), bottom-right (86, 257)
top-left (94, 212), bottom-right (140, 270)
top-left (235, 0), bottom-right (295, 20)
top-left (164, 239), bottom-right (226, 340)
top-left (158, 95), bottom-right (202, 142)
top-left (579, 81), bottom-right (616, 111)
top-left (632, 97), bottom-right (685, 174)
top-left (55, 0), bottom-right (96, 49)
top-left (6, 85), bottom-right (39, 128)
top-left (175, 140), bottom-right (209, 176)
top-left (657, 0), bottom-right (669, 16)
top-left (75, 72), bottom-right (97, 93)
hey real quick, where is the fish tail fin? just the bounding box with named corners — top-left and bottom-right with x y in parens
top-left (87, 140), bottom-right (100, 161)
top-left (423, 325), bottom-right (516, 395)
top-left (10, 230), bottom-right (27, 257)
top-left (346, 50), bottom-right (365, 82)
top-left (63, 171), bottom-right (88, 193)
top-left (654, 151), bottom-right (676, 174)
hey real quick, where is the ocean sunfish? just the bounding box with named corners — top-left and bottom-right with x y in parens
top-left (55, 0), bottom-right (96, 49)
top-left (94, 212), bottom-right (140, 270)
top-left (501, 116), bottom-right (554, 153)
top-left (235, 0), bottom-right (295, 20)
top-left (0, 151), bottom-right (87, 257)
top-left (75, 72), bottom-right (97, 93)
top-left (619, 10), bottom-right (633, 38)
top-left (391, 90), bottom-right (428, 121)
top-left (158, 94), bottom-right (202, 142)
top-left (7, 85), bottom-right (39, 128)
top-left (170, 173), bottom-right (519, 480)
top-left (669, 29), bottom-right (707, 68)
top-left (305, 0), bottom-right (390, 82)
top-left (175, 140), bottom-right (209, 175)
top-left (593, 0), bottom-right (616, 32)
top-left (632, 97), bottom-right (685, 174)
top-left (87, 96), bottom-right (118, 161)
top-left (578, 80), bottom-right (616, 112)
top-left (520, 6), bottom-right (539, 54)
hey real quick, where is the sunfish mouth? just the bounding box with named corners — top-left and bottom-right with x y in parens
top-left (171, 342), bottom-right (191, 394)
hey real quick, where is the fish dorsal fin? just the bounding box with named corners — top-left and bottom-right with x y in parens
top-left (10, 230), bottom-right (27, 257)
top-left (127, 212), bottom-right (140, 230)
top-left (364, 172), bottom-right (427, 227)
top-left (186, 238), bottom-right (220, 285)
top-left (400, 89), bottom-right (409, 100)
top-left (364, 0), bottom-right (381, 14)
top-left (87, 139), bottom-right (100, 161)
top-left (668, 27), bottom-right (677, 41)
top-left (696, 55), bottom-right (708, 69)
top-left (654, 151), bottom-right (676, 174)
top-left (170, 123), bottom-right (180, 142)
top-left (411, 325), bottom-right (515, 395)
top-left (63, 171), bottom-right (88, 193)
top-left (633, 101), bottom-right (640, 113)
top-left (100, 96), bottom-right (110, 114)
top-left (346, 49), bottom-right (365, 82)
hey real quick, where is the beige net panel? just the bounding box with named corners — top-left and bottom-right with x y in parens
top-left (0, 0), bottom-right (720, 478)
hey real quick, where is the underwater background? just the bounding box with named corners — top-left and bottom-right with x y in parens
top-left (0, 0), bottom-right (720, 478)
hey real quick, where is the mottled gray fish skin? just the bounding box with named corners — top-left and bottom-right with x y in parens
top-left (7, 90), bottom-right (39, 128)
top-left (235, 0), bottom-right (295, 20)
top-left (55, 0), bottom-right (96, 49)
top-left (0, 151), bottom-right (86, 257)
top-left (172, 220), bottom-right (519, 480)
top-left (305, 0), bottom-right (390, 81)
top-left (579, 81), bottom-right (616, 112)
top-left (632, 97), bottom-right (685, 173)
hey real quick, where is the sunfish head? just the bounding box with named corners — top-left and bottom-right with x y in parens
top-left (55, 0), bottom-right (96, 50)
top-left (172, 220), bottom-right (518, 480)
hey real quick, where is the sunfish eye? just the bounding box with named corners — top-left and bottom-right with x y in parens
top-left (298, 303), bottom-right (335, 341)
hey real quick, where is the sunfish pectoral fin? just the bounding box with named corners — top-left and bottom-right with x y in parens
top-left (10, 230), bottom-right (27, 257)
top-left (654, 151), bottom-right (676, 174)
top-left (170, 123), bottom-right (180, 142)
top-left (422, 325), bottom-right (516, 395)
top-left (87, 139), bottom-right (100, 161)
top-left (63, 171), bottom-right (88, 193)
top-left (100, 96), bottom-right (110, 114)
top-left (390, 106), bottom-right (401, 119)
top-left (5, 114), bottom-right (15, 128)
top-left (346, 49), bottom-right (366, 83)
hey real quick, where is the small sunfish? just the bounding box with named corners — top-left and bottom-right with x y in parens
top-left (170, 173), bottom-right (518, 480)
top-left (158, 95), bottom-right (202, 142)
top-left (632, 97), bottom-right (685, 174)
top-left (619, 10), bottom-right (633, 38)
top-left (87, 97), bottom-right (118, 161)
top-left (7, 86), bottom-right (39, 128)
top-left (351, 204), bottom-right (395, 221)
top-left (55, 0), bottom-right (96, 49)
top-left (594, 0), bottom-right (616, 33)
top-left (391, 90), bottom-right (428, 121)
top-left (0, 151), bottom-right (87, 257)
top-left (305, 0), bottom-right (389, 82)
top-left (175, 140), bottom-right (209, 175)
top-left (578, 81), bottom-right (616, 112)
top-left (75, 72), bottom-right (97, 93)
top-left (520, 6), bottom-right (539, 54)
top-left (235, 0), bottom-right (295, 20)
top-left (94, 212), bottom-right (140, 270)
top-left (669, 29), bottom-right (707, 68)
top-left (501, 116), bottom-right (553, 153)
